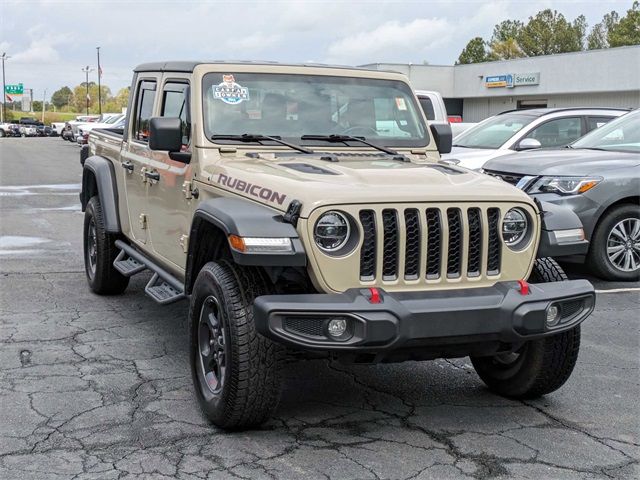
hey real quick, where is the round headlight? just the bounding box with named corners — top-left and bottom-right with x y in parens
top-left (502, 208), bottom-right (529, 247)
top-left (314, 211), bottom-right (350, 252)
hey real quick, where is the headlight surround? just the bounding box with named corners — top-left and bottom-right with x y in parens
top-left (502, 208), bottom-right (529, 248)
top-left (314, 211), bottom-right (351, 252)
top-left (528, 176), bottom-right (602, 195)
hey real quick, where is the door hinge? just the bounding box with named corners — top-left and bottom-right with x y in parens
top-left (139, 213), bottom-right (148, 230)
top-left (179, 234), bottom-right (189, 253)
top-left (182, 181), bottom-right (199, 200)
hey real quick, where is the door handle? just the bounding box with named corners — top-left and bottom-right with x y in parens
top-left (121, 161), bottom-right (134, 172)
top-left (144, 170), bottom-right (160, 182)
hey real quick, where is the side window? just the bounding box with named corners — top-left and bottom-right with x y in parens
top-left (133, 80), bottom-right (157, 142)
top-left (525, 117), bottom-right (582, 148)
top-left (161, 82), bottom-right (191, 146)
top-left (587, 116), bottom-right (613, 132)
top-left (418, 96), bottom-right (435, 120)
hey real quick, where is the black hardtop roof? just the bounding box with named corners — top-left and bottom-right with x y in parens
top-left (134, 60), bottom-right (384, 73)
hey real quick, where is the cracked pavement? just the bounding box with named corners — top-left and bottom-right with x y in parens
top-left (1, 138), bottom-right (638, 479)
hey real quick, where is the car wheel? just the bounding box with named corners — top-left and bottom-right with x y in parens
top-left (83, 196), bottom-right (129, 294)
top-left (0, 129), bottom-right (5, 137)
top-left (587, 204), bottom-right (640, 281)
top-left (189, 260), bottom-right (284, 430)
top-left (470, 258), bottom-right (580, 399)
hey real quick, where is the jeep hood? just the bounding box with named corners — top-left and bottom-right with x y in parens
top-left (200, 150), bottom-right (534, 217)
top-left (483, 148), bottom-right (640, 176)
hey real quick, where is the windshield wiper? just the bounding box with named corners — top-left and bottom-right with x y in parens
top-left (211, 134), bottom-right (313, 154)
top-left (301, 134), bottom-right (399, 156)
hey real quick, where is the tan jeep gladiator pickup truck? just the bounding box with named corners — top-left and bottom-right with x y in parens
top-left (81, 61), bottom-right (594, 430)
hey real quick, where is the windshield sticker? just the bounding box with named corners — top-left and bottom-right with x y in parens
top-left (213, 75), bottom-right (250, 105)
top-left (395, 97), bottom-right (407, 111)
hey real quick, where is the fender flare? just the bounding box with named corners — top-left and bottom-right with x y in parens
top-left (185, 197), bottom-right (307, 291)
top-left (81, 156), bottom-right (121, 233)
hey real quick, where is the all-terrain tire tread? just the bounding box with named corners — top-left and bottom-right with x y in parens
top-left (84, 196), bottom-right (129, 295)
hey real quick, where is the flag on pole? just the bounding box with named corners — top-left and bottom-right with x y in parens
top-left (98, 66), bottom-right (103, 78)
top-left (86, 94), bottom-right (91, 101)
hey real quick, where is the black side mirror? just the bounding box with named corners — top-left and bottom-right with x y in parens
top-left (430, 123), bottom-right (452, 154)
top-left (149, 117), bottom-right (182, 151)
top-left (149, 117), bottom-right (191, 162)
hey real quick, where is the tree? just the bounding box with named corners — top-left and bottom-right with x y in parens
top-left (609, 1), bottom-right (640, 47)
top-left (588, 10), bottom-right (621, 49)
top-left (71, 82), bottom-right (112, 114)
top-left (456, 37), bottom-right (488, 64)
top-left (491, 20), bottom-right (524, 43)
top-left (51, 86), bottom-right (73, 110)
top-left (518, 9), bottom-right (584, 56)
top-left (488, 38), bottom-right (526, 60)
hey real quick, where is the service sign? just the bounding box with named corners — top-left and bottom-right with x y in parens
top-left (485, 73), bottom-right (539, 88)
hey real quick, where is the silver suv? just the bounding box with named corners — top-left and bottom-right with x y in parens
top-left (444, 108), bottom-right (627, 170)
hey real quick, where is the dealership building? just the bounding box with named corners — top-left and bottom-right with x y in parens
top-left (363, 45), bottom-right (640, 122)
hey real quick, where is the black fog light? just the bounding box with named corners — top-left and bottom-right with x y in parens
top-left (326, 317), bottom-right (352, 341)
top-left (546, 304), bottom-right (561, 327)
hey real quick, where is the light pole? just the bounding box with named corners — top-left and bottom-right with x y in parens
top-left (42, 89), bottom-right (47, 123)
top-left (1, 52), bottom-right (10, 123)
top-left (96, 47), bottom-right (102, 116)
top-left (81, 65), bottom-right (94, 115)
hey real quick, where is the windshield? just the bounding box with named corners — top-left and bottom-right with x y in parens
top-left (105, 115), bottom-right (123, 125)
top-left (453, 113), bottom-right (536, 149)
top-left (202, 73), bottom-right (427, 148)
top-left (572, 110), bottom-right (640, 153)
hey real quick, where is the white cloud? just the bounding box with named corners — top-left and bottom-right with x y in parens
top-left (326, 17), bottom-right (452, 64)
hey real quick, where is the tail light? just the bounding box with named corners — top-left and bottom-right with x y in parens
top-left (448, 115), bottom-right (463, 123)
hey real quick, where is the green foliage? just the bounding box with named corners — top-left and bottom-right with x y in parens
top-left (488, 38), bottom-right (525, 61)
top-left (518, 9), bottom-right (584, 56)
top-left (609, 1), bottom-right (640, 47)
top-left (51, 86), bottom-right (73, 109)
top-left (491, 20), bottom-right (524, 43)
top-left (72, 82), bottom-right (112, 114)
top-left (457, 37), bottom-right (488, 64)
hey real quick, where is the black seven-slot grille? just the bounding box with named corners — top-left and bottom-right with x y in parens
top-left (358, 207), bottom-right (502, 281)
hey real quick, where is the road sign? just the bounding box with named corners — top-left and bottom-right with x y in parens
top-left (5, 84), bottom-right (24, 95)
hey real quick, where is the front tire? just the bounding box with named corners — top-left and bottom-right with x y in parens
top-left (83, 196), bottom-right (129, 294)
top-left (470, 258), bottom-right (580, 399)
top-left (587, 204), bottom-right (640, 281)
top-left (189, 261), bottom-right (284, 430)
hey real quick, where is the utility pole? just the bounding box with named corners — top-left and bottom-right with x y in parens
top-left (96, 47), bottom-right (102, 116)
top-left (81, 65), bottom-right (93, 115)
top-left (1, 52), bottom-right (9, 123)
top-left (42, 89), bottom-right (46, 123)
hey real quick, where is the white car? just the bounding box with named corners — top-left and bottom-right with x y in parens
top-left (442, 107), bottom-right (627, 170)
top-left (19, 125), bottom-right (38, 137)
top-left (77, 114), bottom-right (126, 145)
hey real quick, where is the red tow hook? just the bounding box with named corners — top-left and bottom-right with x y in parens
top-left (368, 287), bottom-right (382, 304)
top-left (517, 279), bottom-right (530, 295)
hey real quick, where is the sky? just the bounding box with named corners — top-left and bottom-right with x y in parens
top-left (0, 0), bottom-right (634, 101)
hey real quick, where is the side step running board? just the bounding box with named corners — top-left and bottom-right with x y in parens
top-left (114, 240), bottom-right (186, 305)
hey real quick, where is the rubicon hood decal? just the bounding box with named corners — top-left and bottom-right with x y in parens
top-left (217, 174), bottom-right (287, 205)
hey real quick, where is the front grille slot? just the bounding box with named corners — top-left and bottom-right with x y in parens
top-left (425, 209), bottom-right (442, 279)
top-left (404, 209), bottom-right (421, 280)
top-left (487, 208), bottom-right (501, 274)
top-left (359, 210), bottom-right (376, 281)
top-left (355, 205), bottom-right (503, 283)
top-left (560, 299), bottom-right (583, 320)
top-left (382, 209), bottom-right (399, 280)
top-left (467, 208), bottom-right (482, 276)
top-left (446, 208), bottom-right (463, 277)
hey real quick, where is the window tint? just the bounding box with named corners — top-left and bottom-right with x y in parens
top-left (587, 116), bottom-right (613, 132)
top-left (133, 80), bottom-right (156, 142)
top-left (418, 96), bottom-right (435, 120)
top-left (161, 82), bottom-right (191, 146)
top-left (525, 117), bottom-right (582, 148)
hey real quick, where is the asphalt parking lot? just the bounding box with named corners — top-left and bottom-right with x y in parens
top-left (0, 137), bottom-right (638, 480)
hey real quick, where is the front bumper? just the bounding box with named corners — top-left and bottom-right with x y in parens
top-left (254, 280), bottom-right (595, 355)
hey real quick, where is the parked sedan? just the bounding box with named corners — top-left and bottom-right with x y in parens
top-left (482, 109), bottom-right (640, 281)
top-left (444, 108), bottom-right (627, 170)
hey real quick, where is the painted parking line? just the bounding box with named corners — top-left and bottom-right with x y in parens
top-left (595, 287), bottom-right (640, 294)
